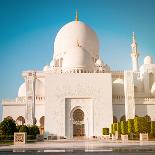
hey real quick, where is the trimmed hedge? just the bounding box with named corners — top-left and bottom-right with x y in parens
top-left (128, 119), bottom-right (134, 134)
top-left (27, 135), bottom-right (36, 140)
top-left (117, 122), bottom-right (121, 135)
top-left (113, 123), bottom-right (117, 135)
top-left (102, 128), bottom-right (109, 135)
top-left (19, 125), bottom-right (29, 133)
top-left (111, 124), bottom-right (114, 134)
top-left (0, 118), bottom-right (16, 135)
top-left (28, 125), bottom-right (40, 136)
top-left (110, 116), bottom-right (155, 138)
top-left (0, 135), bottom-right (14, 141)
top-left (134, 117), bottom-right (148, 134)
top-left (151, 121), bottom-right (155, 137)
top-left (121, 121), bottom-right (128, 135)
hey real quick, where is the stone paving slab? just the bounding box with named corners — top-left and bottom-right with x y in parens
top-left (0, 139), bottom-right (155, 150)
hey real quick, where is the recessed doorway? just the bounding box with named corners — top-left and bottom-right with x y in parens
top-left (73, 109), bottom-right (85, 137)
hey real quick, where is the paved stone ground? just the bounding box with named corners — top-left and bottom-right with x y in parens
top-left (0, 139), bottom-right (155, 154)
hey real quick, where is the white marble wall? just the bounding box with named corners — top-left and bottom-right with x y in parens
top-left (44, 73), bottom-right (113, 138)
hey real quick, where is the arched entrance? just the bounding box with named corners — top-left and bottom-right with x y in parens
top-left (72, 109), bottom-right (85, 137)
top-left (39, 116), bottom-right (45, 135)
top-left (16, 116), bottom-right (25, 125)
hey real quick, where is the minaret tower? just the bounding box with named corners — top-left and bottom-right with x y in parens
top-left (131, 32), bottom-right (139, 72)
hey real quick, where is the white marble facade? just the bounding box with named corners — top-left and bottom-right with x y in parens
top-left (2, 14), bottom-right (155, 138)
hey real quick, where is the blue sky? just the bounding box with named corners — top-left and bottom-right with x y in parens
top-left (0, 0), bottom-right (155, 120)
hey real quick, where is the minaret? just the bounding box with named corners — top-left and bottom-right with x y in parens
top-left (131, 32), bottom-right (139, 72)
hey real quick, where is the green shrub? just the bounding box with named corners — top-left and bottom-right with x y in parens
top-left (120, 115), bottom-right (126, 122)
top-left (134, 116), bottom-right (149, 134)
top-left (147, 121), bottom-right (151, 134)
top-left (16, 125), bottom-right (22, 132)
top-left (113, 123), bottom-right (117, 135)
top-left (111, 124), bottom-right (114, 134)
top-left (117, 122), bottom-right (121, 135)
top-left (121, 121), bottom-right (128, 135)
top-left (0, 135), bottom-right (14, 141)
top-left (19, 125), bottom-right (29, 133)
top-left (150, 121), bottom-right (155, 137)
top-left (128, 119), bottom-right (134, 134)
top-left (102, 128), bottom-right (109, 135)
top-left (144, 115), bottom-right (151, 122)
top-left (0, 118), bottom-right (16, 135)
top-left (27, 135), bottom-right (36, 140)
top-left (28, 125), bottom-right (40, 136)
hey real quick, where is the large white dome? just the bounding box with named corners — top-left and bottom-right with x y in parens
top-left (54, 21), bottom-right (99, 59)
top-left (62, 46), bottom-right (94, 72)
top-left (18, 79), bottom-right (45, 97)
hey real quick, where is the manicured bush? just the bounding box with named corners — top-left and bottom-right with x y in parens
top-left (0, 135), bottom-right (14, 141)
top-left (134, 116), bottom-right (148, 134)
top-left (144, 115), bottom-right (151, 122)
top-left (120, 115), bottom-right (126, 122)
top-left (128, 119), bottom-right (134, 134)
top-left (121, 121), bottom-right (128, 135)
top-left (27, 135), bottom-right (36, 140)
top-left (16, 125), bottom-right (22, 132)
top-left (147, 121), bottom-right (151, 134)
top-left (28, 125), bottom-right (40, 136)
top-left (111, 124), bottom-right (114, 134)
top-left (117, 122), bottom-right (121, 135)
top-left (113, 123), bottom-right (117, 135)
top-left (102, 128), bottom-right (109, 135)
top-left (19, 125), bottom-right (29, 133)
top-left (150, 121), bottom-right (155, 137)
top-left (113, 116), bottom-right (117, 123)
top-left (0, 118), bottom-right (16, 135)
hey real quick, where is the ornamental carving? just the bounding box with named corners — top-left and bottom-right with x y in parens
top-left (14, 132), bottom-right (27, 144)
top-left (73, 109), bottom-right (84, 121)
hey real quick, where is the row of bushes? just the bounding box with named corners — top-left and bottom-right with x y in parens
top-left (113, 117), bottom-right (155, 137)
top-left (0, 118), bottom-right (40, 139)
top-left (16, 125), bottom-right (40, 136)
top-left (102, 116), bottom-right (155, 138)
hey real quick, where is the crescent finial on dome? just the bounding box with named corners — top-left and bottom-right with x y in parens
top-left (75, 10), bottom-right (78, 21)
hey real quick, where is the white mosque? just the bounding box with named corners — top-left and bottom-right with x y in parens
top-left (2, 13), bottom-right (155, 138)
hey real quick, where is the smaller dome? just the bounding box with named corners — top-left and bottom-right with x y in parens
top-left (95, 58), bottom-right (104, 66)
top-left (43, 65), bottom-right (49, 71)
top-left (50, 59), bottom-right (54, 67)
top-left (113, 78), bottom-right (124, 84)
top-left (18, 79), bottom-right (45, 97)
top-left (113, 78), bottom-right (124, 96)
top-left (151, 82), bottom-right (155, 97)
top-left (144, 56), bottom-right (153, 64)
top-left (18, 83), bottom-right (26, 97)
top-left (62, 46), bottom-right (93, 72)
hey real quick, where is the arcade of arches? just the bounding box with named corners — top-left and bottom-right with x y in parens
top-left (5, 115), bottom-right (45, 135)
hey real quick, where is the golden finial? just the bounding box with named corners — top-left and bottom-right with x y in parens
top-left (76, 40), bottom-right (81, 47)
top-left (75, 10), bottom-right (78, 21)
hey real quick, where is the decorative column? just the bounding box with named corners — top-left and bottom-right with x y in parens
top-left (124, 71), bottom-right (135, 120)
top-left (23, 71), bottom-right (36, 125)
top-left (131, 32), bottom-right (139, 72)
